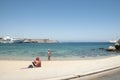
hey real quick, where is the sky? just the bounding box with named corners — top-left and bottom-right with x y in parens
top-left (0, 0), bottom-right (120, 42)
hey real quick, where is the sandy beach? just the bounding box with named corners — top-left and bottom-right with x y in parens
top-left (0, 56), bottom-right (120, 80)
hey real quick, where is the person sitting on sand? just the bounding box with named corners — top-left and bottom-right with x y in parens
top-left (32, 57), bottom-right (41, 67)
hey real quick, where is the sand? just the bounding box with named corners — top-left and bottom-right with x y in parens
top-left (0, 56), bottom-right (120, 80)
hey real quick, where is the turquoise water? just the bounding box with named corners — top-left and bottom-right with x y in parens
top-left (0, 42), bottom-right (119, 60)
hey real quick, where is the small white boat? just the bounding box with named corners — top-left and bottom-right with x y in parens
top-left (109, 40), bottom-right (117, 43)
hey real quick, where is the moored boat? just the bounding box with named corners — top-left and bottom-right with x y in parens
top-left (0, 36), bottom-right (23, 43)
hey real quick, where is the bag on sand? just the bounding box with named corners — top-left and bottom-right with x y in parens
top-left (28, 65), bottom-right (33, 68)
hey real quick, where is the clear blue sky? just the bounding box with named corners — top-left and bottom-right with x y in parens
top-left (0, 0), bottom-right (120, 42)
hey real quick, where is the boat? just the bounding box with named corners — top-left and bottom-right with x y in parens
top-left (109, 40), bottom-right (117, 43)
top-left (0, 36), bottom-right (23, 43)
top-left (12, 39), bottom-right (24, 43)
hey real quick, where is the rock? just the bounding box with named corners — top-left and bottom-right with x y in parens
top-left (106, 46), bottom-right (116, 51)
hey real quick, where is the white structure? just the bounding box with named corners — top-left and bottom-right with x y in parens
top-left (0, 36), bottom-right (23, 43)
top-left (109, 40), bottom-right (117, 43)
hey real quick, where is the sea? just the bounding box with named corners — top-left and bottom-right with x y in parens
top-left (0, 42), bottom-right (119, 61)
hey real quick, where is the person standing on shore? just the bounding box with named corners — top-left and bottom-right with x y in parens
top-left (47, 49), bottom-right (51, 61)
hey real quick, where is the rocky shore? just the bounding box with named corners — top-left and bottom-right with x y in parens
top-left (107, 39), bottom-right (120, 52)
